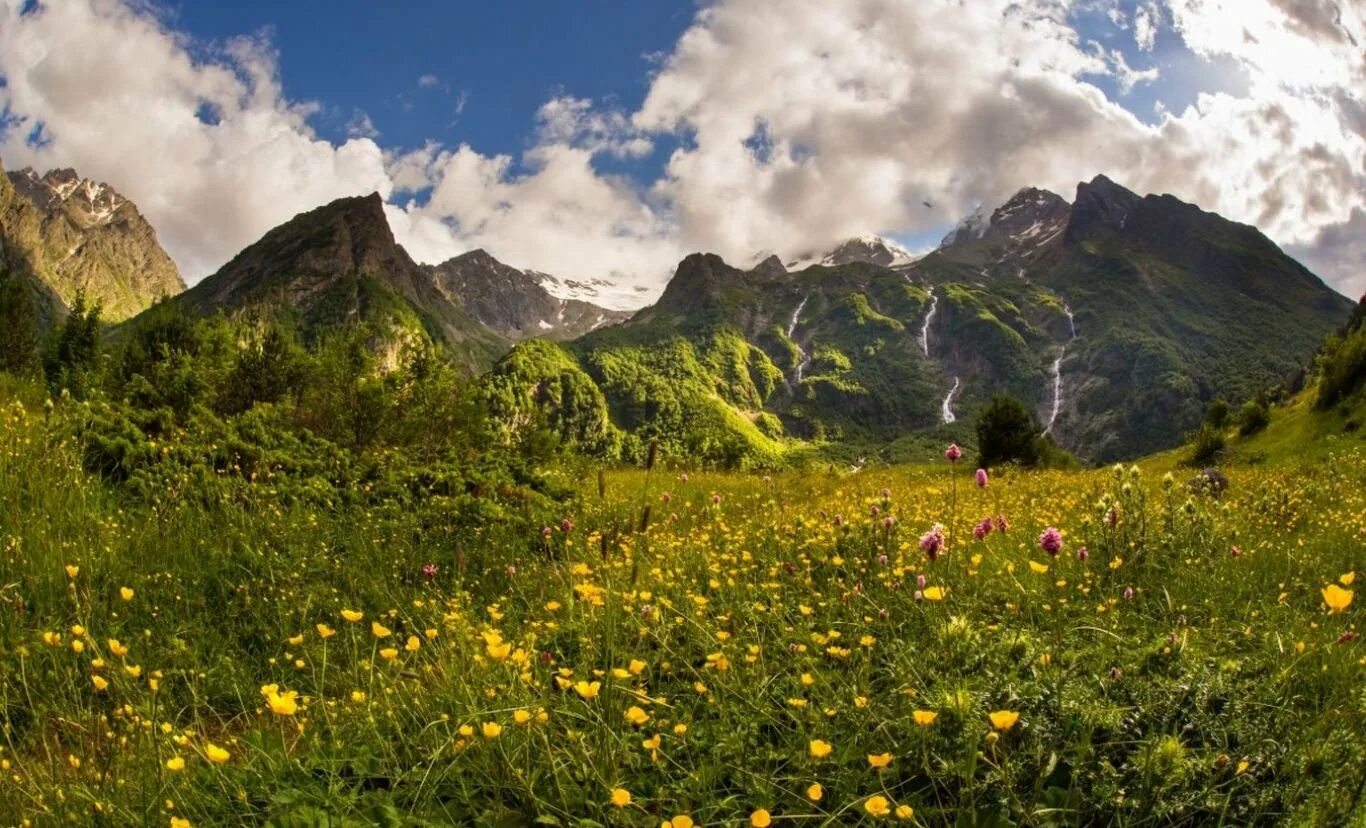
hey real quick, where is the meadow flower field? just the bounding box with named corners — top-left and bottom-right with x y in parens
top-left (1, 400), bottom-right (1362, 826)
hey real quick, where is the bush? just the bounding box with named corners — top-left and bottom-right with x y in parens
top-left (1184, 422), bottom-right (1226, 466)
top-left (1316, 323), bottom-right (1366, 410)
top-left (1237, 399), bottom-right (1270, 436)
top-left (1204, 398), bottom-right (1231, 429)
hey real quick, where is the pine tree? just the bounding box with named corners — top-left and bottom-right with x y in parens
top-left (0, 268), bottom-right (42, 376)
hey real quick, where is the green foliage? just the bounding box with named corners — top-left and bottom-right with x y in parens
top-left (1183, 422), bottom-right (1227, 467)
top-left (975, 394), bottom-right (1040, 467)
top-left (0, 266), bottom-right (41, 375)
top-left (1315, 318), bottom-right (1366, 410)
top-left (1237, 399), bottom-right (1270, 436)
top-left (43, 289), bottom-right (102, 396)
top-left (482, 339), bottom-right (620, 457)
top-left (1204, 398), bottom-right (1231, 429)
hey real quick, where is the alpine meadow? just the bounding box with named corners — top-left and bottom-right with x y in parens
top-left (0, 1), bottom-right (1364, 826)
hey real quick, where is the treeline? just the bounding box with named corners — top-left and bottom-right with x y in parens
top-left (0, 284), bottom-right (568, 534)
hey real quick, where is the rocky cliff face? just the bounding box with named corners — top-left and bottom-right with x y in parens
top-left (2, 166), bottom-right (183, 320)
top-left (424, 250), bottom-right (631, 341)
top-left (176, 193), bottom-right (509, 371)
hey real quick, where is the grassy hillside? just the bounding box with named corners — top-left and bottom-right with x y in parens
top-left (1, 387), bottom-right (1362, 824)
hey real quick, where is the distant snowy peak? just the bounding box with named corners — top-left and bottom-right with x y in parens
top-left (787, 234), bottom-right (918, 270)
top-left (532, 270), bottom-right (646, 312)
top-left (939, 187), bottom-right (1071, 252)
top-left (939, 206), bottom-right (989, 248)
top-left (9, 167), bottom-right (131, 228)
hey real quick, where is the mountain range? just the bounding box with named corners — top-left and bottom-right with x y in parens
top-left (0, 157), bottom-right (1353, 463)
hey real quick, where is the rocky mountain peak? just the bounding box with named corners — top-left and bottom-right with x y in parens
top-left (939, 206), bottom-right (989, 248)
top-left (0, 162), bottom-right (182, 320)
top-left (1067, 174), bottom-right (1143, 239)
top-left (751, 254), bottom-right (787, 276)
top-left (9, 167), bottom-right (134, 228)
top-left (787, 235), bottom-right (915, 270)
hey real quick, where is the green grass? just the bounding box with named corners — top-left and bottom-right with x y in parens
top-left (2, 388), bottom-right (1363, 826)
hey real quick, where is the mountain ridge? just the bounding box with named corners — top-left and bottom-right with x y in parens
top-left (0, 162), bottom-right (184, 321)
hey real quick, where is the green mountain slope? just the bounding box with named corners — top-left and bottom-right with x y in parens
top-left (487, 177), bottom-right (1353, 465)
top-left (170, 193), bottom-right (510, 372)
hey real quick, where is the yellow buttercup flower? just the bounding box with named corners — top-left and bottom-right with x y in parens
top-left (170, 818), bottom-right (191, 828)
top-left (119, 586), bottom-right (134, 601)
top-left (913, 709), bottom-right (938, 726)
top-left (91, 675), bottom-right (109, 691)
top-left (664, 816), bottom-right (694, 828)
top-left (1322, 584), bottom-right (1353, 613)
top-left (750, 808), bottom-right (772, 827)
top-left (1029, 561), bottom-right (1050, 574)
top-left (609, 787), bottom-right (631, 807)
top-left (262, 686), bottom-right (299, 716)
top-left (809, 738), bottom-right (832, 758)
top-left (316, 623), bottom-right (336, 638)
top-left (64, 565), bottom-right (79, 579)
top-left (481, 721), bottom-right (502, 739)
top-left (574, 680), bottom-right (601, 700)
top-left (1340, 571), bottom-right (1355, 586)
top-left (868, 752), bottom-right (893, 768)
top-left (624, 705), bottom-right (650, 725)
top-left (108, 638), bottom-right (129, 657)
top-left (895, 804), bottom-right (914, 820)
top-left (806, 783), bottom-right (824, 801)
top-left (341, 609), bottom-right (363, 623)
top-left (865, 795), bottom-right (892, 816)
top-left (378, 648), bottom-right (399, 661)
top-left (405, 635), bottom-right (421, 652)
top-left (923, 586), bottom-right (947, 601)
top-left (989, 710), bottom-right (1021, 730)
top-left (371, 621), bottom-right (391, 638)
top-left (204, 743), bottom-right (230, 764)
top-left (165, 756), bottom-right (185, 772)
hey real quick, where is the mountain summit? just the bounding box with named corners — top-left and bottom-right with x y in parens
top-left (168, 192), bottom-right (629, 370)
top-left (786, 235), bottom-right (917, 270)
top-left (0, 164), bottom-right (183, 320)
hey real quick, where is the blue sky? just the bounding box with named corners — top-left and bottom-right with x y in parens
top-left (0, 0), bottom-right (1360, 301)
top-left (172, 1), bottom-right (696, 171)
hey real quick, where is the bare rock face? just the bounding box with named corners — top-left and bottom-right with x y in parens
top-left (2, 165), bottom-right (184, 320)
top-left (424, 250), bottom-right (632, 342)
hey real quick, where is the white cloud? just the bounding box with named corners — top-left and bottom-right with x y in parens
top-left (1134, 2), bottom-right (1159, 50)
top-left (0, 0), bottom-right (391, 280)
top-left (1288, 208), bottom-right (1366, 300)
top-left (386, 136), bottom-right (681, 310)
top-left (346, 110), bottom-right (380, 140)
top-left (630, 0), bottom-right (1363, 294)
top-left (0, 0), bottom-right (1360, 303)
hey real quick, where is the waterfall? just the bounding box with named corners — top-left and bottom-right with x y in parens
top-left (942, 376), bottom-right (960, 424)
top-left (919, 289), bottom-right (937, 356)
top-left (788, 296), bottom-right (812, 383)
top-left (1044, 304), bottom-right (1076, 435)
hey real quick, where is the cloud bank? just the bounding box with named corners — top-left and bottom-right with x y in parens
top-left (0, 0), bottom-right (1361, 304)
